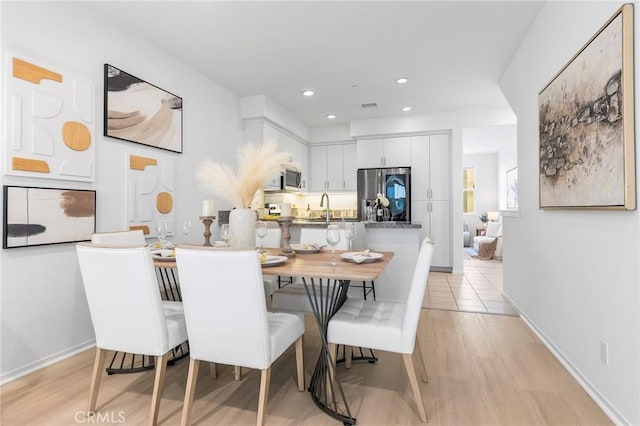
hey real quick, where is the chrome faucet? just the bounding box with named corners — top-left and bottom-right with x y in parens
top-left (320, 192), bottom-right (330, 226)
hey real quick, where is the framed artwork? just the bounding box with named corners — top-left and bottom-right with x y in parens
top-left (104, 64), bottom-right (183, 153)
top-left (4, 51), bottom-right (96, 182)
top-left (3, 185), bottom-right (96, 249)
top-left (506, 167), bottom-right (518, 209)
top-left (538, 4), bottom-right (634, 210)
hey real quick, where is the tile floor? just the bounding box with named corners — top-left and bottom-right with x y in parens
top-left (423, 255), bottom-right (519, 316)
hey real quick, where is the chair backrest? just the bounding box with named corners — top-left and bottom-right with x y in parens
top-left (400, 237), bottom-right (435, 353)
top-left (300, 227), bottom-right (349, 250)
top-left (175, 247), bottom-right (272, 369)
top-left (485, 222), bottom-right (502, 238)
top-left (256, 227), bottom-right (281, 248)
top-left (91, 230), bottom-right (145, 245)
top-left (76, 243), bottom-right (169, 356)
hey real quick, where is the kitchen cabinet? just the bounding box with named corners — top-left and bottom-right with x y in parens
top-left (410, 133), bottom-right (451, 271)
top-left (310, 143), bottom-right (357, 192)
top-left (356, 137), bottom-right (411, 168)
top-left (244, 119), bottom-right (309, 190)
top-left (410, 134), bottom-right (450, 201)
top-left (412, 199), bottom-right (451, 270)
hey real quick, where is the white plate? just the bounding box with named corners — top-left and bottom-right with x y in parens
top-left (151, 249), bottom-right (175, 261)
top-left (214, 240), bottom-right (229, 247)
top-left (340, 251), bottom-right (383, 264)
top-left (291, 243), bottom-right (323, 254)
top-left (261, 255), bottom-right (288, 267)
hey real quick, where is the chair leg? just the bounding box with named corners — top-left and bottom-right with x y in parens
top-left (414, 335), bottom-right (429, 383)
top-left (87, 347), bottom-right (107, 415)
top-left (149, 352), bottom-right (170, 426)
top-left (180, 358), bottom-right (200, 426)
top-left (257, 367), bottom-right (271, 426)
top-left (295, 336), bottom-right (305, 391)
top-left (345, 346), bottom-right (352, 369)
top-left (402, 353), bottom-right (428, 423)
top-left (209, 362), bottom-right (217, 379)
top-left (234, 366), bottom-right (242, 381)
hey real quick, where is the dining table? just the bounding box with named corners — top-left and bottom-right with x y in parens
top-left (260, 247), bottom-right (394, 425)
top-left (152, 246), bottom-right (394, 425)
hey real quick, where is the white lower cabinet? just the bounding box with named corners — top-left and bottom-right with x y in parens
top-left (412, 200), bottom-right (451, 271)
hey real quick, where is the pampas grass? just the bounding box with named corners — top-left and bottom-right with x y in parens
top-left (196, 139), bottom-right (293, 208)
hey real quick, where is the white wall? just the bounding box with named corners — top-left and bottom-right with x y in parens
top-left (499, 2), bottom-right (639, 424)
top-left (463, 153), bottom-right (498, 233)
top-left (0, 2), bottom-right (243, 382)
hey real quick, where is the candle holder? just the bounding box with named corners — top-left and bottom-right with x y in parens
top-left (277, 216), bottom-right (296, 258)
top-left (199, 216), bottom-right (215, 247)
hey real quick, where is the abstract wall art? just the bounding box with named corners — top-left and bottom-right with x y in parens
top-left (538, 4), bottom-right (635, 210)
top-left (104, 64), bottom-right (183, 153)
top-left (4, 52), bottom-right (96, 182)
top-left (124, 153), bottom-right (175, 238)
top-left (507, 167), bottom-right (518, 209)
top-left (3, 185), bottom-right (96, 249)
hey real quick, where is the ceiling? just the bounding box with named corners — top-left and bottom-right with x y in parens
top-left (84, 1), bottom-right (543, 130)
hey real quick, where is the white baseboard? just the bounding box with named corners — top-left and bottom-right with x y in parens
top-left (1, 339), bottom-right (95, 385)
top-left (504, 295), bottom-right (629, 426)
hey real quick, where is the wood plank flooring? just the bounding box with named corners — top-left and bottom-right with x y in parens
top-left (1, 310), bottom-right (611, 425)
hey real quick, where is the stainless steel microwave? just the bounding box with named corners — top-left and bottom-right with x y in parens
top-left (282, 169), bottom-right (302, 191)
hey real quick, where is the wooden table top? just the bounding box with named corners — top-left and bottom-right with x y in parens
top-left (153, 246), bottom-right (394, 282)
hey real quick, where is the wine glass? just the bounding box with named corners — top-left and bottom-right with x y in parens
top-left (256, 221), bottom-right (267, 253)
top-left (156, 221), bottom-right (168, 247)
top-left (326, 224), bottom-right (341, 266)
top-left (220, 224), bottom-right (230, 246)
top-left (345, 222), bottom-right (356, 251)
top-left (182, 220), bottom-right (192, 243)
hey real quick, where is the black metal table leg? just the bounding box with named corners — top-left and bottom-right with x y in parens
top-left (303, 277), bottom-right (356, 425)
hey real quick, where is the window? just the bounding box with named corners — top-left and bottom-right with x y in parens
top-left (463, 167), bottom-right (476, 213)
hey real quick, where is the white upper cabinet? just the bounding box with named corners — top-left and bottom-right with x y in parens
top-left (261, 122), bottom-right (309, 190)
top-left (410, 133), bottom-right (450, 201)
top-left (356, 137), bottom-right (411, 168)
top-left (310, 143), bottom-right (357, 192)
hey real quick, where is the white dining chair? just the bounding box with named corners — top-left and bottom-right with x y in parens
top-left (76, 243), bottom-right (188, 426)
top-left (91, 229), bottom-right (145, 245)
top-left (175, 246), bottom-right (305, 426)
top-left (327, 237), bottom-right (435, 422)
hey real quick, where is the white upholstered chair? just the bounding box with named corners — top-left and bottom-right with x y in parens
top-left (175, 247), bottom-right (305, 426)
top-left (76, 243), bottom-right (188, 426)
top-left (91, 229), bottom-right (145, 245)
top-left (327, 237), bottom-right (435, 422)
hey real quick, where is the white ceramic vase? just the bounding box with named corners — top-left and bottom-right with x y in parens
top-left (229, 208), bottom-right (256, 249)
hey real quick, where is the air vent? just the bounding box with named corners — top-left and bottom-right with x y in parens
top-left (361, 102), bottom-right (378, 109)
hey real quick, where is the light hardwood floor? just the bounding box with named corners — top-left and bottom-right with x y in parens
top-left (1, 310), bottom-right (611, 425)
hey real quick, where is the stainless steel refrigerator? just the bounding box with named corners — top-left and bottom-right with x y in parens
top-left (357, 167), bottom-right (411, 222)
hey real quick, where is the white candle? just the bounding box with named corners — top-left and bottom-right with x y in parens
top-left (202, 200), bottom-right (214, 217)
top-left (281, 203), bottom-right (292, 217)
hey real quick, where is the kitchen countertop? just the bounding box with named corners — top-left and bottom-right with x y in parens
top-left (290, 220), bottom-right (421, 229)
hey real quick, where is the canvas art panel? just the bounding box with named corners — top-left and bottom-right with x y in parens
top-left (4, 51), bottom-right (96, 182)
top-left (507, 167), bottom-right (518, 209)
top-left (104, 64), bottom-right (183, 153)
top-left (538, 4), bottom-right (634, 210)
top-left (3, 186), bottom-right (96, 248)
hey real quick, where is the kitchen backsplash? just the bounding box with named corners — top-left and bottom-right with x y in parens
top-left (263, 191), bottom-right (357, 219)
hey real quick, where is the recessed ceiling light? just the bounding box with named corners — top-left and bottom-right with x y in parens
top-left (396, 77), bottom-right (408, 84)
top-left (402, 106), bottom-right (412, 112)
top-left (302, 90), bottom-right (315, 97)
top-left (326, 114), bottom-right (336, 119)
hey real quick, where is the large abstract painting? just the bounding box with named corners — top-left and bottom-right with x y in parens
top-left (4, 51), bottom-right (96, 182)
top-left (104, 64), bottom-right (183, 153)
top-left (3, 186), bottom-right (96, 248)
top-left (538, 4), bottom-right (634, 209)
